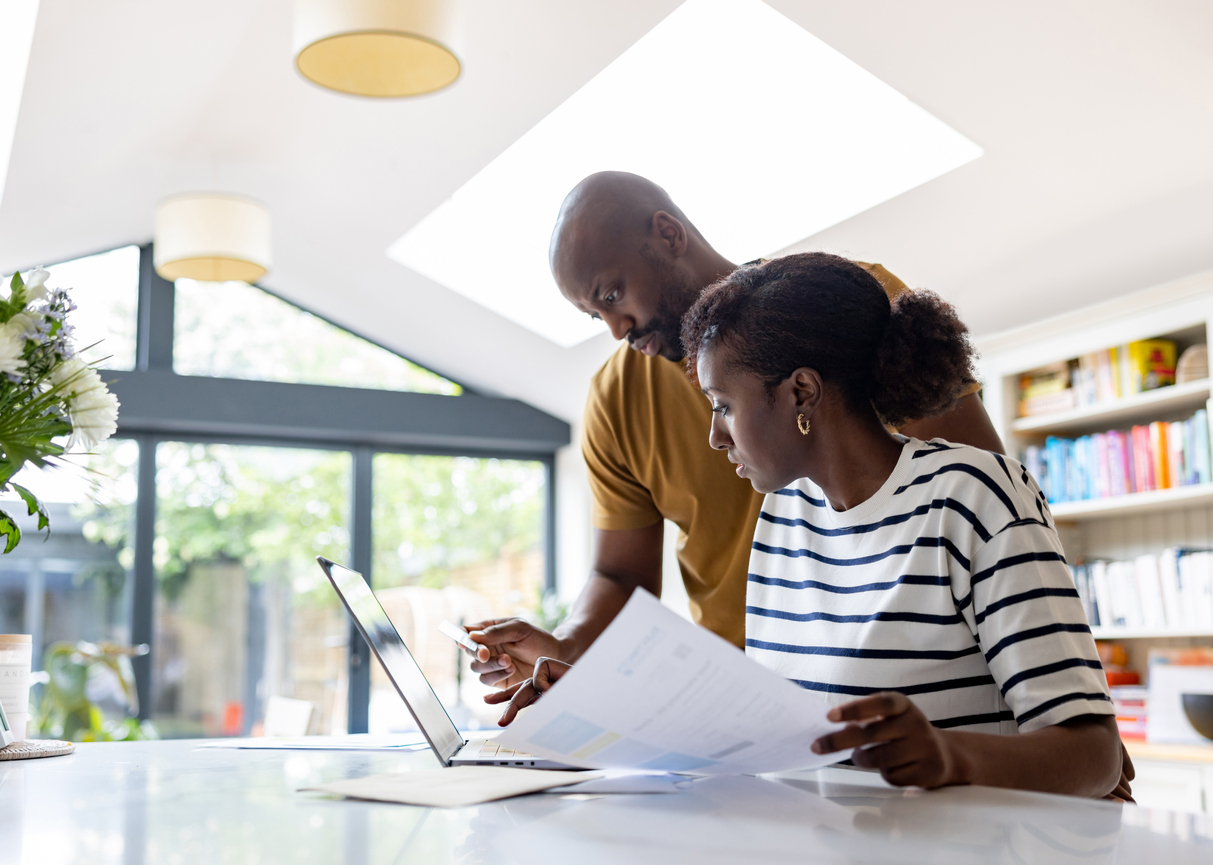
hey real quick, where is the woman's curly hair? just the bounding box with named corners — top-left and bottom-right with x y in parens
top-left (680, 253), bottom-right (977, 428)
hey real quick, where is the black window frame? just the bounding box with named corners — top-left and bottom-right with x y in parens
top-left (89, 244), bottom-right (568, 731)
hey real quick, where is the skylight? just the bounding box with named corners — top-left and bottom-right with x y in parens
top-left (0, 1), bottom-right (39, 209)
top-left (388, 0), bottom-right (982, 347)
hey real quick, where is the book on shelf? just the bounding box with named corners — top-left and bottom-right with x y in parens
top-left (1126, 339), bottom-right (1178, 394)
top-left (1018, 362), bottom-right (1074, 417)
top-left (1072, 548), bottom-right (1213, 632)
top-left (1021, 409), bottom-right (1211, 505)
top-left (1016, 338), bottom-right (1181, 418)
top-left (1111, 686), bottom-right (1148, 740)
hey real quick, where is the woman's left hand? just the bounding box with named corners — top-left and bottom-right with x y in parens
top-left (811, 691), bottom-right (966, 789)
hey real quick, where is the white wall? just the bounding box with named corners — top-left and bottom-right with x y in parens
top-left (554, 425), bottom-right (594, 605)
top-left (554, 424), bottom-right (692, 623)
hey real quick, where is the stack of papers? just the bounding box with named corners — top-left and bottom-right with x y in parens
top-left (496, 590), bottom-right (847, 774)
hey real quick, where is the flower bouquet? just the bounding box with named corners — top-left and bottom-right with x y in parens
top-left (0, 267), bottom-right (119, 552)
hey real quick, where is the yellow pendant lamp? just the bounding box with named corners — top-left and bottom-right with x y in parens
top-left (294, 0), bottom-right (462, 98)
top-left (154, 194), bottom-right (272, 283)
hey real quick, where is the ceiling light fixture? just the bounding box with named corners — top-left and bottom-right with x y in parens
top-left (154, 194), bottom-right (272, 284)
top-left (388, 0), bottom-right (983, 347)
top-left (293, 0), bottom-right (461, 98)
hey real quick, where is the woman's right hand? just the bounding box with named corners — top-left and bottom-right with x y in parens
top-left (483, 657), bottom-right (572, 726)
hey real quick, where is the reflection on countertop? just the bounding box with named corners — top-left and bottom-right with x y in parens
top-left (2, 739), bottom-right (1210, 864)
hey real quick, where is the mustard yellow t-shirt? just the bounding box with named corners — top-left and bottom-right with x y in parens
top-left (582, 263), bottom-right (913, 647)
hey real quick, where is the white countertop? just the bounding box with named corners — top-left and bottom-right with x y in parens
top-left (2, 738), bottom-right (1211, 864)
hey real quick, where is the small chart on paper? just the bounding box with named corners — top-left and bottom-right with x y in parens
top-left (496, 590), bottom-right (847, 775)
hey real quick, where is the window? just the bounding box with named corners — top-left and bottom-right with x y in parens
top-left (172, 279), bottom-right (460, 394)
top-left (43, 245), bottom-right (140, 370)
top-left (370, 454), bottom-right (546, 731)
top-left (6, 242), bottom-right (564, 741)
top-left (151, 443), bottom-right (351, 737)
top-left (0, 440), bottom-right (138, 673)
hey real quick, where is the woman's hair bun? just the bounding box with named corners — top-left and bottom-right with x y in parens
top-left (870, 289), bottom-right (977, 428)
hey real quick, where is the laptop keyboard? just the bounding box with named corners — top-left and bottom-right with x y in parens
top-left (468, 739), bottom-right (535, 763)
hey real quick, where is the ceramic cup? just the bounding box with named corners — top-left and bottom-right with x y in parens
top-left (0, 635), bottom-right (32, 742)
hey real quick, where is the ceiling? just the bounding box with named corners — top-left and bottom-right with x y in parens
top-left (2, 1), bottom-right (1211, 424)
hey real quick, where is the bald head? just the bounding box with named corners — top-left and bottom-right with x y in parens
top-left (549, 172), bottom-right (700, 273)
top-left (548, 171), bottom-right (733, 362)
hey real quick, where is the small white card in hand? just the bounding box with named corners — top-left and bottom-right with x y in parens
top-left (438, 620), bottom-right (481, 653)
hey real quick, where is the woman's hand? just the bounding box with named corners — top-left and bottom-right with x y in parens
top-left (483, 657), bottom-right (572, 726)
top-left (1105, 741), bottom-right (1135, 803)
top-left (811, 692), bottom-right (966, 789)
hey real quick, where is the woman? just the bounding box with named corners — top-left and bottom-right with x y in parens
top-left (491, 253), bottom-right (1124, 798)
top-left (677, 252), bottom-right (1121, 796)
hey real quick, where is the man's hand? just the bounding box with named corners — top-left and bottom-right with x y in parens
top-left (484, 657), bottom-right (572, 726)
top-left (464, 618), bottom-right (564, 690)
top-left (812, 692), bottom-right (965, 789)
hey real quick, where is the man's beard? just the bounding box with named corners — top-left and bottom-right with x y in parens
top-left (631, 246), bottom-right (702, 361)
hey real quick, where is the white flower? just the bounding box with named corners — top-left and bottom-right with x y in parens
top-left (51, 359), bottom-right (120, 450)
top-left (24, 267), bottom-right (49, 301)
top-left (50, 357), bottom-right (87, 392)
top-left (6, 312), bottom-right (42, 341)
top-left (0, 322), bottom-right (25, 379)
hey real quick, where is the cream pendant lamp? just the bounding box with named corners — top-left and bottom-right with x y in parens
top-left (294, 0), bottom-right (462, 98)
top-left (154, 194), bottom-right (272, 284)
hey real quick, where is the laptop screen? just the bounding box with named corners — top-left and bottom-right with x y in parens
top-left (319, 558), bottom-right (464, 764)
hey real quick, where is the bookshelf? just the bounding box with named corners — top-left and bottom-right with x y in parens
top-left (1091, 627), bottom-right (1213, 640)
top-left (1011, 377), bottom-right (1211, 436)
top-left (976, 271), bottom-right (1213, 799)
top-left (976, 268), bottom-right (1213, 645)
top-left (1049, 483), bottom-right (1213, 521)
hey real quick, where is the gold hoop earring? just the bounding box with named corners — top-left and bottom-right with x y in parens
top-left (797, 413), bottom-right (811, 435)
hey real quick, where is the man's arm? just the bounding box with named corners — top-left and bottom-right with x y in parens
top-left (899, 392), bottom-right (1005, 454)
top-left (554, 520), bottom-right (664, 658)
top-left (467, 520), bottom-right (664, 688)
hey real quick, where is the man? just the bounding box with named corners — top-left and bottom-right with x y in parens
top-left (466, 170), bottom-right (1004, 687)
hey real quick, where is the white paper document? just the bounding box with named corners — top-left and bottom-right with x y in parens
top-left (496, 590), bottom-right (847, 774)
top-left (302, 766), bottom-right (604, 808)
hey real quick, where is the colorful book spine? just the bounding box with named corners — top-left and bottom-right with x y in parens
top-left (1045, 436), bottom-right (1067, 503)
top-left (1025, 410), bottom-right (1211, 504)
top-left (1149, 421), bottom-right (1170, 489)
top-left (1169, 420), bottom-right (1187, 487)
top-left (1196, 409), bottom-right (1212, 483)
top-left (1096, 349), bottom-right (1119, 402)
top-left (1094, 432), bottom-right (1111, 499)
top-left (1131, 425), bottom-right (1153, 492)
top-left (1065, 438), bottom-right (1081, 502)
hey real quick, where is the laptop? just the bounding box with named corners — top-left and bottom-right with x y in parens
top-left (317, 556), bottom-right (577, 770)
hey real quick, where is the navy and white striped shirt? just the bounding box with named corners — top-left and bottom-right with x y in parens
top-left (746, 437), bottom-right (1112, 734)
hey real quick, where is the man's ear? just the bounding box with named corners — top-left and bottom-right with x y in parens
top-left (790, 367), bottom-right (824, 414)
top-left (651, 211), bottom-right (689, 257)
